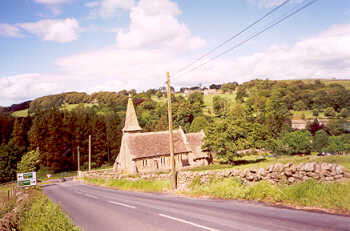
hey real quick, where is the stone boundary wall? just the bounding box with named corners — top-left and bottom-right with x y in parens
top-left (79, 162), bottom-right (350, 190)
top-left (177, 162), bottom-right (350, 190)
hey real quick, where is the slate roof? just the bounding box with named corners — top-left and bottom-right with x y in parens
top-left (186, 131), bottom-right (208, 159)
top-left (127, 129), bottom-right (191, 159)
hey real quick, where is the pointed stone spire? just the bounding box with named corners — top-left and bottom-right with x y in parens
top-left (123, 94), bottom-right (142, 133)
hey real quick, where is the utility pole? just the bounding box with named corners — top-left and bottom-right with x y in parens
top-left (166, 72), bottom-right (177, 190)
top-left (88, 135), bottom-right (91, 171)
top-left (77, 146), bottom-right (80, 172)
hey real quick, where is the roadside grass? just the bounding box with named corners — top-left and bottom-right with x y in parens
top-left (19, 189), bottom-right (80, 231)
top-left (0, 183), bottom-right (17, 218)
top-left (188, 154), bottom-right (350, 172)
top-left (83, 177), bottom-right (171, 192)
top-left (186, 177), bottom-right (350, 213)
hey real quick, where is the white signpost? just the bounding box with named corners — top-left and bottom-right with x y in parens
top-left (17, 172), bottom-right (37, 187)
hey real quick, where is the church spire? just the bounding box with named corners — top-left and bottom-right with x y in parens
top-left (123, 94), bottom-right (142, 133)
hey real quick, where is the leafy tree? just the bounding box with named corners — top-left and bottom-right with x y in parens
top-left (324, 107), bottom-right (336, 117)
top-left (340, 108), bottom-right (350, 118)
top-left (306, 119), bottom-right (324, 135)
top-left (324, 136), bottom-right (344, 154)
top-left (17, 148), bottom-right (40, 173)
top-left (312, 109), bottom-right (319, 117)
top-left (293, 100), bottom-right (307, 111)
top-left (313, 130), bottom-right (328, 152)
top-left (189, 116), bottom-right (209, 132)
top-left (212, 96), bottom-right (228, 117)
top-left (0, 144), bottom-right (25, 183)
top-left (282, 130), bottom-right (312, 155)
top-left (236, 87), bottom-right (248, 102)
top-left (187, 92), bottom-right (204, 106)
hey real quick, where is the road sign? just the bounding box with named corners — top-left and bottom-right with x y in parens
top-left (17, 172), bottom-right (37, 187)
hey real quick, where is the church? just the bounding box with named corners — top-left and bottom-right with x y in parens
top-left (113, 95), bottom-right (210, 174)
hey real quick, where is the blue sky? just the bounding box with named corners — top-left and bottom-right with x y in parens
top-left (0, 0), bottom-right (349, 106)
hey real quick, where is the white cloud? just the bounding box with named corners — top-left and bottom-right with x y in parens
top-left (34, 0), bottom-right (72, 5)
top-left (1, 22), bottom-right (350, 105)
top-left (115, 0), bottom-right (206, 51)
top-left (18, 18), bottom-right (80, 43)
top-left (0, 24), bottom-right (23, 37)
top-left (87, 0), bottom-right (135, 18)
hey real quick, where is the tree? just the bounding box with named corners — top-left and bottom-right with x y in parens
top-left (313, 130), bottom-right (328, 152)
top-left (340, 108), bottom-right (350, 118)
top-left (324, 107), bottom-right (336, 117)
top-left (293, 100), bottom-right (307, 111)
top-left (189, 116), bottom-right (209, 132)
top-left (212, 96), bottom-right (228, 117)
top-left (324, 136), bottom-right (344, 154)
top-left (187, 92), bottom-right (204, 106)
top-left (306, 119), bottom-right (324, 136)
top-left (0, 144), bottom-right (25, 183)
top-left (17, 148), bottom-right (40, 173)
top-left (282, 130), bottom-right (312, 155)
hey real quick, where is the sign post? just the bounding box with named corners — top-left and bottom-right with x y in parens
top-left (17, 172), bottom-right (37, 187)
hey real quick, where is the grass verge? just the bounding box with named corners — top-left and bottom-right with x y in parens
top-left (19, 189), bottom-right (80, 231)
top-left (83, 177), bottom-right (171, 192)
top-left (185, 177), bottom-right (350, 214)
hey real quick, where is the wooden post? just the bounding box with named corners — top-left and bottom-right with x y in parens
top-left (77, 146), bottom-right (80, 172)
top-left (88, 135), bottom-right (91, 171)
top-left (166, 72), bottom-right (177, 190)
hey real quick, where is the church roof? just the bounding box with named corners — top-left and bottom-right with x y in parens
top-left (123, 94), bottom-right (142, 132)
top-left (186, 131), bottom-right (208, 159)
top-left (126, 129), bottom-right (191, 159)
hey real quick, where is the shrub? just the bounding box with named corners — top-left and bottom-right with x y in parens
top-left (17, 148), bottom-right (40, 173)
top-left (324, 107), bottom-right (336, 117)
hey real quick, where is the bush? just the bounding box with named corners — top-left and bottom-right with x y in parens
top-left (324, 107), bottom-right (336, 117)
top-left (17, 148), bottom-right (40, 173)
top-left (282, 130), bottom-right (313, 155)
top-left (340, 108), bottom-right (350, 118)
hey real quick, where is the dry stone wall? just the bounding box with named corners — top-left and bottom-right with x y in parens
top-left (177, 162), bottom-right (350, 190)
top-left (79, 162), bottom-right (350, 190)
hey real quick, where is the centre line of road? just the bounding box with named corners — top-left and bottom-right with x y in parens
top-left (108, 201), bottom-right (136, 209)
top-left (85, 194), bottom-right (98, 199)
top-left (159, 213), bottom-right (219, 231)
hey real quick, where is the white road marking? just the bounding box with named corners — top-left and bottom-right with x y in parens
top-left (159, 213), bottom-right (219, 231)
top-left (85, 193), bottom-right (98, 199)
top-left (108, 201), bottom-right (136, 209)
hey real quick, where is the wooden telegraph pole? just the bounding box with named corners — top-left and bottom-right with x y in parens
top-left (166, 72), bottom-right (177, 189)
top-left (88, 135), bottom-right (91, 171)
top-left (77, 146), bottom-right (80, 172)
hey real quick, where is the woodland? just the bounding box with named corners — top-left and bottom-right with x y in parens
top-left (1, 79), bottom-right (350, 183)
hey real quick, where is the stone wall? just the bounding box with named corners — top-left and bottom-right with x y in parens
top-left (78, 162), bottom-right (350, 190)
top-left (177, 162), bottom-right (350, 190)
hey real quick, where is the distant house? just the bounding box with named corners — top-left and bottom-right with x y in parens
top-left (291, 119), bottom-right (329, 130)
top-left (203, 89), bottom-right (222, 95)
top-left (113, 95), bottom-right (210, 174)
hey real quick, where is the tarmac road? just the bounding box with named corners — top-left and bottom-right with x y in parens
top-left (42, 181), bottom-right (350, 231)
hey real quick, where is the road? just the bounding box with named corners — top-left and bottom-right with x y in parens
top-left (42, 181), bottom-right (350, 231)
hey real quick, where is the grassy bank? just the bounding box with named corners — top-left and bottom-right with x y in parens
top-left (185, 177), bottom-right (350, 214)
top-left (83, 177), bottom-right (171, 192)
top-left (19, 189), bottom-right (80, 231)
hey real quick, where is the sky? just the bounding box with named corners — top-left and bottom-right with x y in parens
top-left (0, 0), bottom-right (349, 106)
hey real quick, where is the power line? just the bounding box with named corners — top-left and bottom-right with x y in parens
top-left (174, 0), bottom-right (291, 76)
top-left (175, 0), bottom-right (319, 79)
